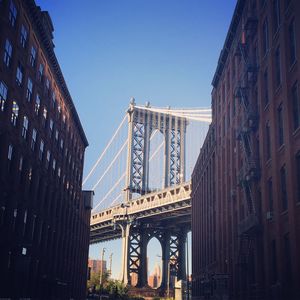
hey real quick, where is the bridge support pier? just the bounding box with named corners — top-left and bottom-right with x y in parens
top-left (177, 230), bottom-right (187, 281)
top-left (120, 222), bottom-right (131, 285)
top-left (136, 230), bottom-right (148, 287)
top-left (161, 231), bottom-right (171, 289)
top-left (120, 224), bottom-right (188, 296)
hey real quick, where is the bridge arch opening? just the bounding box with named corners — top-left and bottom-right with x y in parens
top-left (149, 129), bottom-right (165, 192)
top-left (147, 236), bottom-right (162, 289)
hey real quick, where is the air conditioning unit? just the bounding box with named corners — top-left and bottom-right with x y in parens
top-left (266, 211), bottom-right (273, 220)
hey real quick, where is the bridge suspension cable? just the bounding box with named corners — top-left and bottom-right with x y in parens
top-left (86, 103), bottom-right (211, 212)
top-left (82, 114), bottom-right (127, 186)
top-left (92, 172), bottom-right (126, 212)
top-left (111, 193), bottom-right (123, 206)
top-left (92, 131), bottom-right (165, 211)
top-left (92, 139), bottom-right (128, 191)
top-left (135, 105), bottom-right (212, 123)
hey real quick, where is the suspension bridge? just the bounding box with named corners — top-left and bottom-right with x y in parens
top-left (83, 99), bottom-right (211, 295)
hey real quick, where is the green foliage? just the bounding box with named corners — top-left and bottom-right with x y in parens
top-left (87, 270), bottom-right (110, 292)
top-left (88, 274), bottom-right (138, 300)
top-left (104, 280), bottom-right (128, 299)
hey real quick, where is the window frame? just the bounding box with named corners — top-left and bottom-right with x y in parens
top-left (0, 81), bottom-right (8, 111)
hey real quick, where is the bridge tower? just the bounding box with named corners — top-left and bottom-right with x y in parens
top-left (118, 99), bottom-right (189, 294)
top-left (125, 98), bottom-right (187, 200)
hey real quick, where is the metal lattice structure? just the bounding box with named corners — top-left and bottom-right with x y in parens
top-left (86, 100), bottom-right (211, 295)
top-left (125, 100), bottom-right (187, 201)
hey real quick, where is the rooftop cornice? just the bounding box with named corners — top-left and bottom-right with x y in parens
top-left (211, 0), bottom-right (245, 88)
top-left (24, 0), bottom-right (89, 147)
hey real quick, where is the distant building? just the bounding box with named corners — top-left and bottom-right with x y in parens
top-left (148, 262), bottom-right (161, 288)
top-left (0, 0), bottom-right (90, 299)
top-left (192, 0), bottom-right (300, 299)
top-left (88, 259), bottom-right (107, 275)
top-left (131, 272), bottom-right (138, 286)
top-left (148, 274), bottom-right (158, 289)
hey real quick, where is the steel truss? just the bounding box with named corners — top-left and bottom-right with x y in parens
top-left (126, 101), bottom-right (187, 201)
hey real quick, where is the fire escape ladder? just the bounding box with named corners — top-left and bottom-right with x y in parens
top-left (243, 8), bottom-right (258, 38)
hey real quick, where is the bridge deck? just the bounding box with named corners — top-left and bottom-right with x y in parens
top-left (90, 181), bottom-right (191, 244)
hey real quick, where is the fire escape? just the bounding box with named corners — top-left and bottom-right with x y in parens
top-left (234, 6), bottom-right (260, 286)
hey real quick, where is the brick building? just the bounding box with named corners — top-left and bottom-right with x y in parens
top-left (88, 259), bottom-right (107, 275)
top-left (191, 125), bottom-right (216, 297)
top-left (0, 0), bottom-right (91, 298)
top-left (192, 0), bottom-right (300, 299)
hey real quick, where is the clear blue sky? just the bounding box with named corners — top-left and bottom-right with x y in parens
top-left (36, 0), bottom-right (236, 279)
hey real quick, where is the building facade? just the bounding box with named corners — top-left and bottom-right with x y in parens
top-left (191, 125), bottom-right (216, 298)
top-left (88, 259), bottom-right (107, 275)
top-left (0, 0), bottom-right (91, 298)
top-left (192, 0), bottom-right (300, 299)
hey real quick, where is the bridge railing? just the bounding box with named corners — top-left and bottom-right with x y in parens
top-left (90, 181), bottom-right (191, 225)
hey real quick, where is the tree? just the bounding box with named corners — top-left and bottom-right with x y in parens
top-left (104, 280), bottom-right (128, 299)
top-left (87, 271), bottom-right (110, 292)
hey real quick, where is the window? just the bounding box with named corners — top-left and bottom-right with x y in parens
top-left (11, 101), bottom-right (19, 126)
top-left (60, 139), bottom-right (64, 150)
top-left (52, 92), bottom-right (56, 109)
top-left (39, 140), bottom-right (44, 160)
top-left (16, 62), bottom-right (23, 86)
top-left (275, 46), bottom-right (281, 87)
top-left (263, 68), bottom-right (269, 106)
top-left (46, 151), bottom-right (50, 169)
top-left (262, 18), bottom-right (269, 56)
top-left (45, 78), bottom-right (50, 91)
top-left (31, 129), bottom-right (37, 151)
top-left (296, 153), bottom-right (300, 203)
top-left (42, 107), bottom-right (47, 126)
top-left (289, 20), bottom-right (297, 65)
top-left (266, 122), bottom-right (271, 160)
top-left (8, 144), bottom-right (13, 171)
top-left (3, 39), bottom-right (12, 67)
top-left (8, 0), bottom-right (17, 27)
top-left (35, 94), bottom-right (40, 115)
top-left (277, 104), bottom-right (284, 146)
top-left (283, 234), bottom-right (292, 282)
top-left (271, 240), bottom-right (278, 284)
top-left (38, 63), bottom-right (44, 82)
top-left (55, 130), bottom-right (59, 141)
top-left (0, 81), bottom-right (8, 111)
top-left (22, 116), bottom-right (29, 139)
top-left (31, 215), bottom-right (36, 240)
top-left (26, 78), bottom-right (33, 102)
top-left (292, 82), bottom-right (300, 130)
top-left (280, 165), bottom-right (288, 211)
top-left (8, 144), bottom-right (13, 160)
top-left (52, 158), bottom-right (56, 171)
top-left (28, 167), bottom-right (32, 181)
top-left (19, 156), bottom-right (23, 171)
top-left (29, 46), bottom-right (36, 67)
top-left (58, 167), bottom-right (61, 178)
top-left (20, 24), bottom-right (28, 48)
top-left (273, 0), bottom-right (280, 33)
top-left (268, 178), bottom-right (273, 212)
top-left (49, 119), bottom-right (54, 137)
